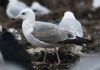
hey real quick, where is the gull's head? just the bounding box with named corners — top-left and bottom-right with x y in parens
top-left (31, 1), bottom-right (41, 8)
top-left (31, 1), bottom-right (50, 15)
top-left (9, 0), bottom-right (17, 2)
top-left (16, 8), bottom-right (35, 20)
top-left (31, 2), bottom-right (41, 14)
top-left (63, 11), bottom-right (76, 20)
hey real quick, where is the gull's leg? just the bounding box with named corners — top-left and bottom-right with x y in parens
top-left (42, 48), bottom-right (47, 63)
top-left (32, 48), bottom-right (47, 65)
top-left (54, 48), bottom-right (61, 65)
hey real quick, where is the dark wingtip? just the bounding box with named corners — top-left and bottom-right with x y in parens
top-left (2, 27), bottom-right (7, 32)
top-left (57, 38), bottom-right (82, 45)
top-left (76, 36), bottom-right (93, 44)
top-left (56, 36), bottom-right (93, 46)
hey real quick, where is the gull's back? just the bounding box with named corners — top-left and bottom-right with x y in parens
top-left (59, 18), bottom-right (83, 37)
top-left (32, 21), bottom-right (68, 44)
top-left (34, 21), bottom-right (59, 32)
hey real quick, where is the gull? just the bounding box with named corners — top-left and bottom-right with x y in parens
top-left (58, 11), bottom-right (93, 55)
top-left (31, 1), bottom-right (51, 16)
top-left (58, 11), bottom-right (92, 45)
top-left (16, 8), bottom-right (70, 64)
top-left (15, 9), bottom-right (92, 64)
top-left (6, 0), bottom-right (28, 19)
top-left (59, 11), bottom-right (83, 39)
top-left (92, 0), bottom-right (100, 9)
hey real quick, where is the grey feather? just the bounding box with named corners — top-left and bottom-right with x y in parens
top-left (32, 21), bottom-right (68, 44)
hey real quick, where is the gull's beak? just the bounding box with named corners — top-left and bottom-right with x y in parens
top-left (15, 15), bottom-right (19, 19)
top-left (11, 15), bottom-right (19, 21)
top-left (15, 14), bottom-right (20, 19)
top-left (12, 14), bottom-right (22, 23)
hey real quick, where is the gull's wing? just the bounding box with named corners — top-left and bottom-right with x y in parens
top-left (59, 19), bottom-right (83, 37)
top-left (32, 22), bottom-right (68, 44)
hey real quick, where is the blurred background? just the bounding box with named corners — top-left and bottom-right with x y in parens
top-left (0, 0), bottom-right (100, 70)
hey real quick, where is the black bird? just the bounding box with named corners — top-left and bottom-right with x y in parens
top-left (0, 27), bottom-right (34, 70)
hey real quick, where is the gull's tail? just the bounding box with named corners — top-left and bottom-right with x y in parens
top-left (57, 36), bottom-right (93, 46)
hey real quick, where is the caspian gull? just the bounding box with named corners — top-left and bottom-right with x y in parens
top-left (6, 0), bottom-right (28, 19)
top-left (15, 8), bottom-right (70, 64)
top-left (15, 8), bottom-right (92, 64)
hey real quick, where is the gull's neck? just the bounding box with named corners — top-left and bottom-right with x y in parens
top-left (22, 17), bottom-right (35, 35)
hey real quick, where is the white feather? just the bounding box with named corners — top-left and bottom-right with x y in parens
top-left (59, 11), bottom-right (83, 38)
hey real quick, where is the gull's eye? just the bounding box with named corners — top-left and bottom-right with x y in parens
top-left (33, 9), bottom-right (38, 12)
top-left (22, 12), bottom-right (26, 15)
